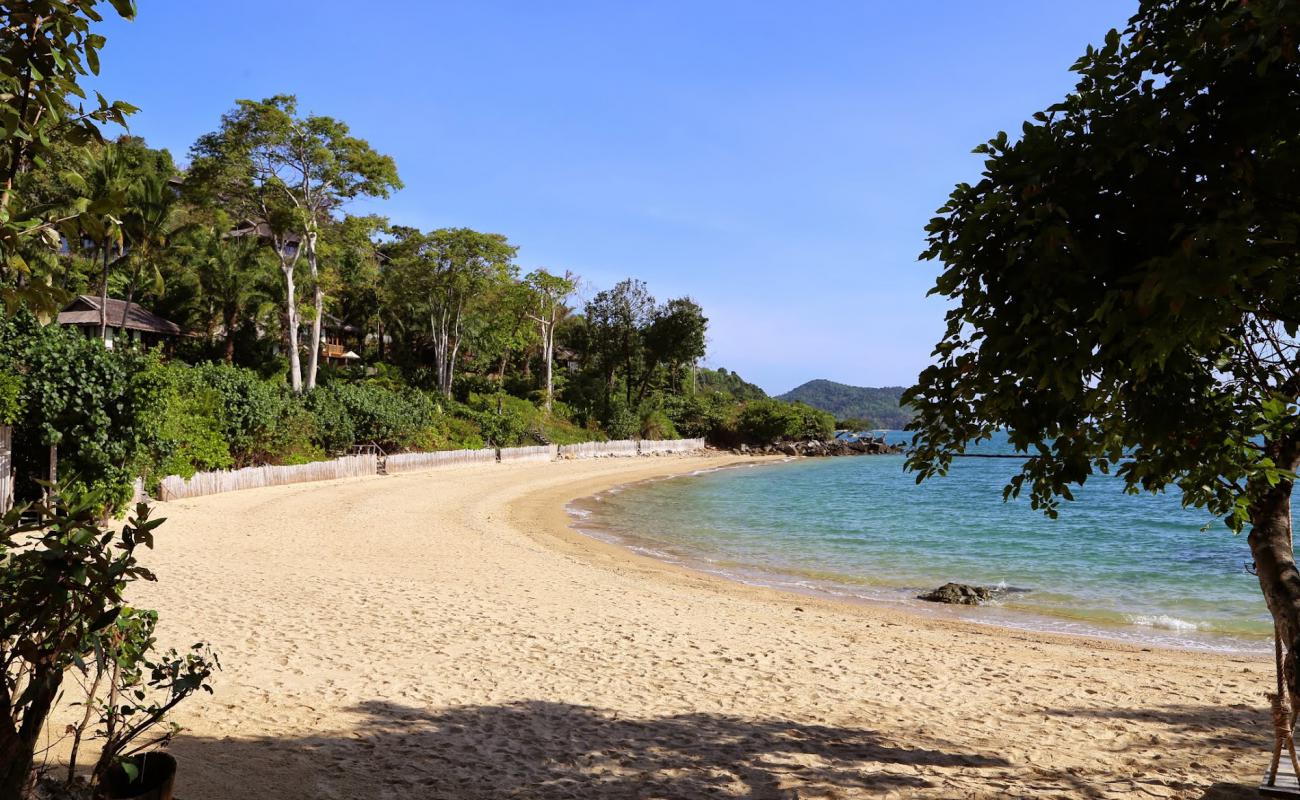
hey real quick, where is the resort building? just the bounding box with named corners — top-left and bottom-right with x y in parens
top-left (57, 294), bottom-right (183, 350)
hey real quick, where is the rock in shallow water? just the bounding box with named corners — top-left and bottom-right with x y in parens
top-left (918, 582), bottom-right (993, 605)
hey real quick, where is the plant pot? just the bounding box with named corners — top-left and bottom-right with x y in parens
top-left (102, 752), bottom-right (176, 800)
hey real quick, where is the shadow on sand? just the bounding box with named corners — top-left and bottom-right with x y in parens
top-left (170, 699), bottom-right (1011, 799)
top-left (165, 698), bottom-right (1273, 798)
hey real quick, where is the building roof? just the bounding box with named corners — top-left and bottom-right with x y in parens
top-left (57, 295), bottom-right (182, 336)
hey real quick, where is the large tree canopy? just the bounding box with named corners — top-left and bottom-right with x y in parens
top-left (904, 0), bottom-right (1300, 761)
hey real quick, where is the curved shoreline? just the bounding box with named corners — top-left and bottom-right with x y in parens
top-left (508, 452), bottom-right (1265, 658)
top-left (75, 452), bottom-right (1271, 798)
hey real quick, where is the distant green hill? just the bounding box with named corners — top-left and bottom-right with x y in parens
top-left (776, 380), bottom-right (911, 429)
top-left (695, 367), bottom-right (767, 401)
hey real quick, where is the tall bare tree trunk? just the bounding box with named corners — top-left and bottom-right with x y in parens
top-left (305, 231), bottom-right (322, 391)
top-left (283, 263), bottom-right (302, 393)
top-left (541, 321), bottom-right (555, 412)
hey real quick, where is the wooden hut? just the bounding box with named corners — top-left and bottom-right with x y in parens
top-left (57, 295), bottom-right (182, 350)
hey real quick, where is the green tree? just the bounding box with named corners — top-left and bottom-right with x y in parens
top-left (902, 0), bottom-right (1300, 756)
top-left (117, 172), bottom-right (190, 333)
top-left (0, 0), bottom-right (137, 317)
top-left (382, 227), bottom-right (518, 398)
top-left (194, 225), bottom-right (275, 364)
top-left (79, 142), bottom-right (129, 340)
top-left (524, 268), bottom-right (576, 411)
top-left (643, 296), bottom-right (707, 398)
top-left (584, 279), bottom-right (656, 415)
top-left (187, 95), bottom-right (401, 392)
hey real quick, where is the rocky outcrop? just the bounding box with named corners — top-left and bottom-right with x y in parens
top-left (918, 582), bottom-right (993, 605)
top-left (730, 438), bottom-right (904, 458)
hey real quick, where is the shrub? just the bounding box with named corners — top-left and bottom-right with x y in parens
top-left (183, 363), bottom-right (286, 464)
top-left (466, 392), bottom-right (530, 447)
top-left (150, 386), bottom-right (233, 480)
top-left (662, 392), bottom-right (732, 439)
top-left (0, 317), bottom-right (161, 508)
top-left (639, 408), bottom-right (680, 440)
top-left (729, 399), bottom-right (835, 444)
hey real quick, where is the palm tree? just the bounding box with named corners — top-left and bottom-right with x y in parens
top-left (196, 230), bottom-right (274, 364)
top-left (79, 144), bottom-right (129, 340)
top-left (117, 174), bottom-right (192, 333)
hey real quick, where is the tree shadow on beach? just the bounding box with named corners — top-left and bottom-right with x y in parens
top-left (1047, 701), bottom-right (1263, 750)
top-left (1046, 702), bottom-right (1266, 799)
top-left (169, 699), bottom-right (1012, 799)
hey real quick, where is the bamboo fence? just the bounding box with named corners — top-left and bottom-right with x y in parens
top-left (558, 439), bottom-right (641, 459)
top-left (641, 437), bottom-right (706, 455)
top-left (498, 444), bottom-right (559, 463)
top-left (385, 448), bottom-right (498, 473)
top-left (156, 455), bottom-right (377, 501)
top-left (150, 439), bottom-right (710, 502)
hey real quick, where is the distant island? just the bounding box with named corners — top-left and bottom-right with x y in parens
top-left (776, 379), bottom-right (912, 430)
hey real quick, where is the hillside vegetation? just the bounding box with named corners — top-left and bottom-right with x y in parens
top-left (694, 367), bottom-right (767, 401)
top-left (776, 380), bottom-right (911, 429)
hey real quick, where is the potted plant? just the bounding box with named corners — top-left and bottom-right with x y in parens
top-left (62, 608), bottom-right (218, 800)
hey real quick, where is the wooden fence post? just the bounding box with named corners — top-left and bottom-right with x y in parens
top-left (0, 425), bottom-right (11, 513)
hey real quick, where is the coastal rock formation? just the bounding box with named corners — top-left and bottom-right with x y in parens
top-left (732, 438), bottom-right (904, 458)
top-left (918, 582), bottom-right (993, 605)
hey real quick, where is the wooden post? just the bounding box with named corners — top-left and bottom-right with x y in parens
top-left (0, 425), bottom-right (10, 513)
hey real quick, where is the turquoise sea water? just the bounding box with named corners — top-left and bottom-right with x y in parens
top-left (570, 433), bottom-right (1273, 652)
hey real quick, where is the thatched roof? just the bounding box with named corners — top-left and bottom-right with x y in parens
top-left (57, 295), bottom-right (182, 336)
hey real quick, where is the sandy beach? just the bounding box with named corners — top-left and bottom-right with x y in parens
top-left (47, 453), bottom-right (1271, 799)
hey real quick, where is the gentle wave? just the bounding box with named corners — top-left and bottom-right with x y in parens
top-left (1126, 614), bottom-right (1201, 632)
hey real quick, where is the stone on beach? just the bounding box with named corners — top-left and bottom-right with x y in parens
top-left (918, 582), bottom-right (994, 605)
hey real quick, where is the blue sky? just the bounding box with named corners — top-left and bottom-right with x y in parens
top-left (91, 1), bottom-right (1136, 394)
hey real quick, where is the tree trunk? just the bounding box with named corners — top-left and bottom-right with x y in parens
top-left (0, 669), bottom-right (62, 800)
top-left (305, 231), bottom-right (322, 392)
top-left (283, 264), bottom-right (302, 393)
top-left (223, 305), bottom-right (237, 365)
top-left (1251, 476), bottom-right (1300, 704)
top-left (542, 325), bottom-right (554, 412)
top-left (99, 241), bottom-right (110, 342)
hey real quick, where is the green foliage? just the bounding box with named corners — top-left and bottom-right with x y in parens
top-left (150, 387), bottom-right (232, 480)
top-left (84, 608), bottom-right (218, 786)
top-left (904, 0), bottom-right (1300, 529)
top-left (184, 363), bottom-right (285, 463)
top-left (0, 368), bottom-right (22, 425)
top-left (1, 317), bottom-right (160, 507)
top-left (662, 392), bottom-right (734, 439)
top-left (0, 495), bottom-right (159, 797)
top-left (0, 0), bottom-right (139, 317)
top-left (302, 382), bottom-right (437, 453)
top-left (777, 380), bottom-right (910, 430)
top-left (466, 392), bottom-right (531, 447)
top-left (730, 399), bottom-right (836, 444)
top-left (694, 367), bottom-right (766, 401)
top-left (380, 226), bottom-right (519, 397)
top-left (836, 417), bottom-right (876, 432)
top-left (639, 408), bottom-right (679, 441)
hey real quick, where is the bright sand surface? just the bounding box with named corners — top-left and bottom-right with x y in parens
top-left (48, 453), bottom-right (1273, 799)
